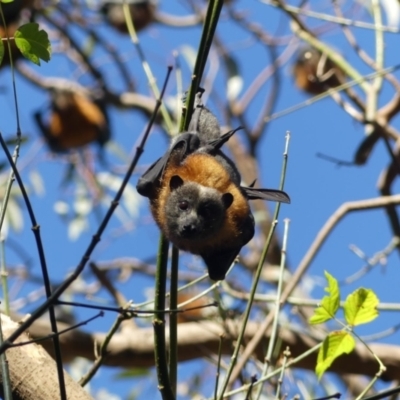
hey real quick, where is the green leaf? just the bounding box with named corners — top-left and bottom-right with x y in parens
top-left (14, 23), bottom-right (51, 65)
top-left (5, 135), bottom-right (29, 146)
top-left (114, 368), bottom-right (150, 380)
top-left (316, 331), bottom-right (355, 379)
top-left (82, 33), bottom-right (96, 57)
top-left (0, 39), bottom-right (4, 65)
top-left (344, 288), bottom-right (379, 327)
top-left (1, 0), bottom-right (15, 4)
top-left (309, 271), bottom-right (340, 324)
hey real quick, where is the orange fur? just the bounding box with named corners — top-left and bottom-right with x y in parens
top-left (0, 24), bottom-right (22, 66)
top-left (49, 93), bottom-right (107, 150)
top-left (104, 2), bottom-right (155, 34)
top-left (293, 47), bottom-right (344, 95)
top-left (150, 152), bottom-right (250, 254)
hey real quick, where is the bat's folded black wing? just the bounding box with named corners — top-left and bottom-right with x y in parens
top-left (136, 133), bottom-right (201, 197)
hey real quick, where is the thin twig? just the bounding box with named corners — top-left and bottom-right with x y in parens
top-left (0, 133), bottom-right (68, 400)
top-left (222, 132), bottom-right (290, 393)
top-left (169, 246), bottom-right (179, 396)
top-left (0, 67), bottom-right (172, 354)
top-left (153, 235), bottom-right (174, 400)
top-left (79, 309), bottom-right (131, 387)
top-left (255, 219), bottom-right (290, 399)
top-left (226, 195), bottom-right (400, 387)
top-left (263, 0), bottom-right (400, 33)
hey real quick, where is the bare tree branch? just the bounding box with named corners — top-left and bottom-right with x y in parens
top-left (22, 315), bottom-right (400, 382)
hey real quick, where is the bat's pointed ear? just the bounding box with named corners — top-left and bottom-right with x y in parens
top-left (170, 175), bottom-right (184, 191)
top-left (249, 179), bottom-right (257, 188)
top-left (222, 193), bottom-right (234, 209)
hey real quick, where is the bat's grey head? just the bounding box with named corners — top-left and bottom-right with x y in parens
top-left (165, 176), bottom-right (233, 241)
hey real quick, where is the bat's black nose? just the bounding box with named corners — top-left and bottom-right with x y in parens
top-left (182, 224), bottom-right (197, 236)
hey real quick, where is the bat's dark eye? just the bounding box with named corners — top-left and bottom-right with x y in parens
top-left (179, 201), bottom-right (189, 210)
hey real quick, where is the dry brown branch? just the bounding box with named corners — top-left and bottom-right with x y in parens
top-left (89, 262), bottom-right (130, 309)
top-left (377, 146), bottom-right (400, 248)
top-left (333, 2), bottom-right (400, 93)
top-left (16, 63), bottom-right (159, 117)
top-left (341, 374), bottom-right (376, 397)
top-left (56, 4), bottom-right (136, 92)
top-left (378, 92), bottom-right (400, 123)
top-left (226, 6), bottom-right (288, 142)
top-left (297, 194), bottom-right (400, 277)
top-left (95, 257), bottom-right (201, 282)
top-left (39, 12), bottom-right (106, 86)
top-left (154, 11), bottom-right (201, 27)
top-left (23, 315), bottom-right (400, 382)
top-left (89, 262), bottom-right (136, 331)
top-left (226, 134), bottom-right (284, 267)
top-left (228, 194), bottom-right (400, 383)
top-left (0, 314), bottom-right (92, 400)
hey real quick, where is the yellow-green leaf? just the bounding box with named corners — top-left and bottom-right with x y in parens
top-left (310, 271), bottom-right (340, 325)
top-left (316, 331), bottom-right (355, 379)
top-left (344, 288), bottom-right (379, 327)
top-left (14, 23), bottom-right (51, 65)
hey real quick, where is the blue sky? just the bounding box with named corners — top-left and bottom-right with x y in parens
top-left (1, 0), bottom-right (400, 398)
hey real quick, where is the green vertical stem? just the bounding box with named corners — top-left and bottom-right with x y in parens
top-left (0, 4), bottom-right (22, 136)
top-left (275, 347), bottom-right (290, 400)
top-left (0, 67), bottom-right (172, 355)
top-left (3, 158), bottom-right (69, 400)
top-left (217, 219), bottom-right (280, 399)
top-left (169, 245), bottom-right (179, 396)
top-left (0, 235), bottom-right (9, 315)
top-left (0, 150), bottom-right (18, 233)
top-left (214, 335), bottom-right (224, 400)
top-left (0, 10), bottom-right (27, 396)
top-left (218, 132), bottom-right (290, 397)
top-left (365, 0), bottom-right (384, 136)
top-left (0, 316), bottom-right (12, 400)
top-left (153, 234), bottom-right (175, 400)
top-left (181, 0), bottom-right (224, 131)
top-left (0, 5), bottom-right (24, 239)
top-left (122, 2), bottom-right (173, 132)
top-left (371, 0), bottom-right (384, 93)
top-left (255, 219), bottom-right (290, 400)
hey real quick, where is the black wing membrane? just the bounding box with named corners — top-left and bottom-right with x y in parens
top-left (136, 155), bottom-right (165, 197)
top-left (242, 187), bottom-right (291, 204)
